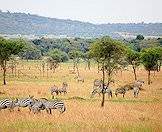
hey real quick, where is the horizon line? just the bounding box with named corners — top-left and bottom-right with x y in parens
top-left (1, 10), bottom-right (162, 25)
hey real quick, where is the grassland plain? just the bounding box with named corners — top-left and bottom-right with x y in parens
top-left (0, 60), bottom-right (162, 132)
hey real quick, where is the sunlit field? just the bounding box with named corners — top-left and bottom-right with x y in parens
top-left (0, 60), bottom-right (162, 131)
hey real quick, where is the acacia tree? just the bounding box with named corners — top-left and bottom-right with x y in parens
top-left (0, 38), bottom-right (25, 85)
top-left (126, 49), bottom-right (140, 80)
top-left (84, 52), bottom-right (91, 70)
top-left (68, 50), bottom-right (83, 76)
top-left (140, 48), bottom-right (162, 84)
top-left (90, 37), bottom-right (126, 107)
top-left (156, 47), bottom-right (162, 72)
top-left (48, 49), bottom-right (68, 72)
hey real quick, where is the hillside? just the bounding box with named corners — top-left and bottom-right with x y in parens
top-left (0, 11), bottom-right (162, 38)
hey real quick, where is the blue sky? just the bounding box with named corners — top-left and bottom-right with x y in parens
top-left (0, 0), bottom-right (162, 24)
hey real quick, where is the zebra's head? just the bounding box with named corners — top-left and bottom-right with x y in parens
top-left (137, 80), bottom-right (145, 84)
top-left (14, 98), bottom-right (19, 107)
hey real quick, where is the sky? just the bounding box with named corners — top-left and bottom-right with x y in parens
top-left (0, 0), bottom-right (162, 24)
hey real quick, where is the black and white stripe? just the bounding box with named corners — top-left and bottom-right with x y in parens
top-left (15, 96), bottom-right (35, 111)
top-left (115, 86), bottom-right (130, 98)
top-left (91, 85), bottom-right (112, 98)
top-left (0, 99), bottom-right (16, 111)
top-left (31, 99), bottom-right (45, 114)
top-left (43, 99), bottom-right (66, 114)
top-left (58, 82), bottom-right (68, 94)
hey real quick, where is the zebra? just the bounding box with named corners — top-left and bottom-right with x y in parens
top-left (50, 85), bottom-right (59, 99)
top-left (132, 80), bottom-right (144, 98)
top-left (93, 79), bottom-right (115, 90)
top-left (50, 82), bottom-right (68, 98)
top-left (133, 86), bottom-right (140, 98)
top-left (74, 76), bottom-right (84, 83)
top-left (91, 85), bottom-right (113, 98)
top-left (42, 99), bottom-right (66, 114)
top-left (30, 99), bottom-right (46, 114)
top-left (0, 98), bottom-right (17, 111)
top-left (115, 86), bottom-right (130, 98)
top-left (133, 80), bottom-right (144, 90)
top-left (58, 82), bottom-right (68, 94)
top-left (125, 80), bottom-right (145, 90)
top-left (15, 95), bottom-right (36, 112)
top-left (93, 79), bottom-right (102, 89)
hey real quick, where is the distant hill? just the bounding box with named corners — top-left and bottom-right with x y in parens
top-left (0, 11), bottom-right (162, 38)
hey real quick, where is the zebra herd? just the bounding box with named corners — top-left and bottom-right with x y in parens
top-left (0, 79), bottom-right (144, 113)
top-left (91, 79), bottom-right (144, 98)
top-left (50, 82), bottom-right (68, 99)
top-left (0, 95), bottom-right (66, 114)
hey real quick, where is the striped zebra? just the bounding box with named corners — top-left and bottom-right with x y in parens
top-left (50, 82), bottom-right (68, 98)
top-left (133, 80), bottom-right (144, 90)
top-left (50, 85), bottom-right (59, 99)
top-left (133, 86), bottom-right (140, 98)
top-left (91, 85), bottom-right (112, 98)
top-left (93, 79), bottom-right (114, 90)
top-left (43, 99), bottom-right (66, 114)
top-left (58, 82), bottom-right (68, 94)
top-left (125, 80), bottom-right (145, 90)
top-left (93, 79), bottom-right (102, 89)
top-left (115, 86), bottom-right (130, 98)
top-left (132, 80), bottom-right (144, 98)
top-left (15, 95), bottom-right (36, 112)
top-left (0, 99), bottom-right (17, 111)
top-left (30, 99), bottom-right (46, 114)
top-left (74, 76), bottom-right (84, 83)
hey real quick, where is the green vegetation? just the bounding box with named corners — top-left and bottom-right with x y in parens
top-left (140, 47), bottom-right (162, 84)
top-left (0, 37), bottom-right (25, 85)
top-left (90, 36), bottom-right (126, 107)
top-left (126, 49), bottom-right (140, 80)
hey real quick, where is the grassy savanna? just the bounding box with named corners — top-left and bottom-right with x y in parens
top-left (0, 60), bottom-right (162, 132)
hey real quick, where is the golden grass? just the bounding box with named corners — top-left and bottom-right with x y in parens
top-left (0, 61), bottom-right (162, 131)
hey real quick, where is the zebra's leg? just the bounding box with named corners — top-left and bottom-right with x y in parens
top-left (29, 106), bottom-right (32, 112)
top-left (110, 92), bottom-right (113, 98)
top-left (59, 108), bottom-right (64, 114)
top-left (123, 93), bottom-right (125, 98)
top-left (134, 91), bottom-right (136, 98)
top-left (9, 108), bottom-right (13, 112)
top-left (46, 108), bottom-right (49, 114)
top-left (90, 90), bottom-right (95, 98)
top-left (49, 109), bottom-right (52, 114)
top-left (17, 107), bottom-right (20, 111)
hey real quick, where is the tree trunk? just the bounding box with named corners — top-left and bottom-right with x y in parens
top-left (133, 66), bottom-right (137, 80)
top-left (97, 61), bottom-right (100, 73)
top-left (76, 63), bottom-right (80, 77)
top-left (148, 70), bottom-right (151, 85)
top-left (158, 61), bottom-right (161, 71)
top-left (3, 60), bottom-right (7, 85)
top-left (88, 60), bottom-right (90, 70)
top-left (47, 64), bottom-right (49, 78)
top-left (73, 59), bottom-right (76, 71)
top-left (101, 63), bottom-right (105, 107)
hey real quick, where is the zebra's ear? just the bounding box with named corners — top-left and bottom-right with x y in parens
top-left (29, 95), bottom-right (34, 98)
top-left (15, 98), bottom-right (18, 102)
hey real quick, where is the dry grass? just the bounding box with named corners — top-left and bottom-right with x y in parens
top-left (0, 61), bottom-right (162, 131)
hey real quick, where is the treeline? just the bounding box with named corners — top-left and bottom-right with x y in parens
top-left (19, 35), bottom-right (162, 61)
top-left (0, 35), bottom-right (162, 87)
top-left (21, 37), bottom-right (93, 61)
